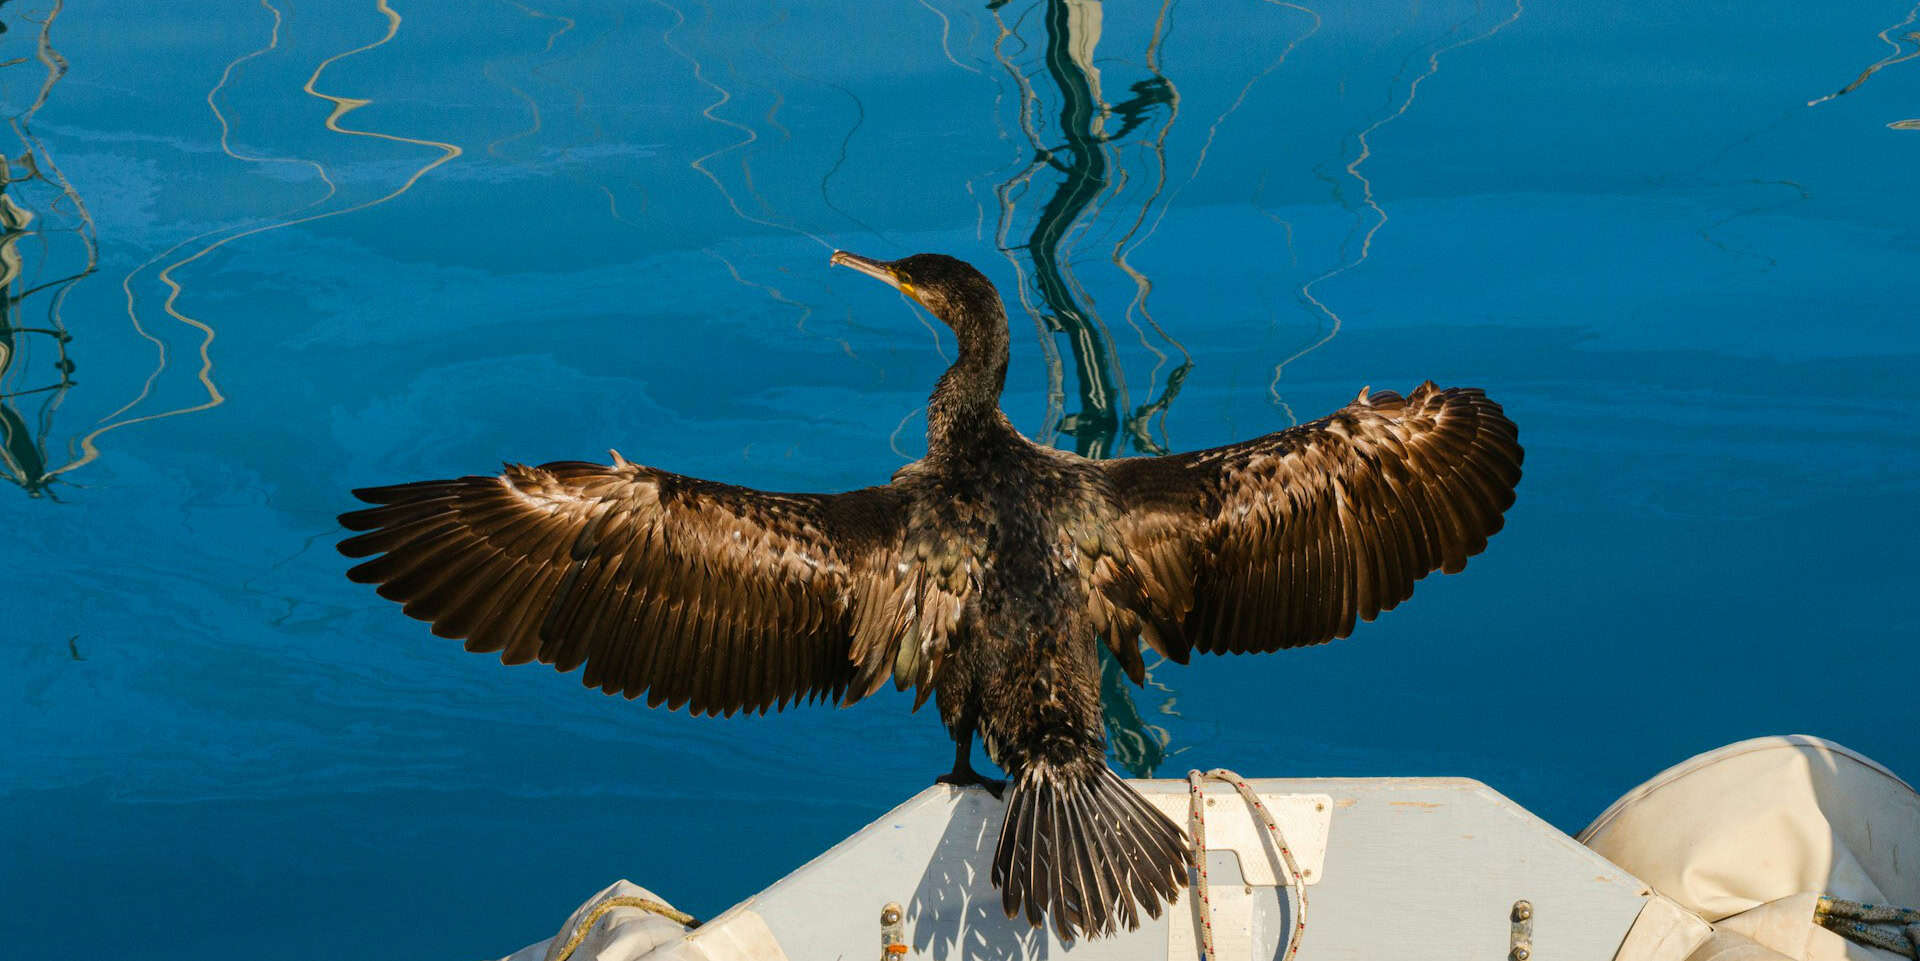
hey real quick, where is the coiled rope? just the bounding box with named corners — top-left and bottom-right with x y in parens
top-left (1185, 769), bottom-right (1309, 961)
top-left (1815, 896), bottom-right (1920, 959)
top-left (547, 896), bottom-right (699, 961)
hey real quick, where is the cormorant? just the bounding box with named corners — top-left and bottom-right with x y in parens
top-left (338, 251), bottom-right (1523, 941)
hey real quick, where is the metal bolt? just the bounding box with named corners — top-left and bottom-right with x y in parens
top-left (1509, 898), bottom-right (1534, 961)
top-left (880, 901), bottom-right (907, 961)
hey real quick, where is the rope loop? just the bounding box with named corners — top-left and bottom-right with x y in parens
top-left (547, 896), bottom-right (699, 961)
top-left (1185, 768), bottom-right (1309, 961)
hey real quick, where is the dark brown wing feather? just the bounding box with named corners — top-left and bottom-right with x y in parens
top-left (1100, 382), bottom-right (1522, 659)
top-left (338, 455), bottom-right (908, 716)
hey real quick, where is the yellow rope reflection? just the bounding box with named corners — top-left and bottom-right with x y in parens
top-left (301, 2), bottom-right (464, 186)
top-left (1808, 4), bottom-right (1920, 107)
top-left (57, 0), bottom-right (462, 478)
top-left (104, 1), bottom-right (335, 429)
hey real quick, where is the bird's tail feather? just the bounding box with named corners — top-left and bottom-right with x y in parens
top-left (991, 763), bottom-right (1189, 941)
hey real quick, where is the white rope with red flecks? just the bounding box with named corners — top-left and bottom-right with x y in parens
top-left (1186, 769), bottom-right (1309, 961)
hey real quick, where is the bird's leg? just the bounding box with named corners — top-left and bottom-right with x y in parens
top-left (934, 732), bottom-right (1006, 799)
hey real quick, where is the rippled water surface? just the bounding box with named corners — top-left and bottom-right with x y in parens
top-left (4, 1), bottom-right (1917, 956)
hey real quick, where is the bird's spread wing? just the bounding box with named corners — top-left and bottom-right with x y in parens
top-left (1097, 383), bottom-right (1523, 661)
top-left (338, 455), bottom-right (913, 716)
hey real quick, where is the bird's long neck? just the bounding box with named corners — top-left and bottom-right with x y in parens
top-left (927, 302), bottom-right (1012, 459)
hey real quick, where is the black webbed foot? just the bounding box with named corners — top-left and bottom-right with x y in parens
top-left (938, 733), bottom-right (1007, 799)
top-left (935, 767), bottom-right (1007, 800)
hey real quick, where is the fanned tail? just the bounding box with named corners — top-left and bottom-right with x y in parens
top-left (991, 763), bottom-right (1189, 941)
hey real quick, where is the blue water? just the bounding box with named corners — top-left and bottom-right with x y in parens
top-left (3, 0), bottom-right (1916, 956)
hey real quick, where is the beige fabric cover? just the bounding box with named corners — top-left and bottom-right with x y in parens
top-left (1580, 736), bottom-right (1920, 961)
top-left (1616, 894), bottom-right (1718, 960)
top-left (1686, 928), bottom-right (1801, 961)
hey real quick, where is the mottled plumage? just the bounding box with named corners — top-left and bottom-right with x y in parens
top-left (338, 251), bottom-right (1523, 941)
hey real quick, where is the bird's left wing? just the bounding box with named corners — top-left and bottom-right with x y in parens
top-left (1096, 383), bottom-right (1522, 664)
top-left (338, 456), bottom-right (913, 716)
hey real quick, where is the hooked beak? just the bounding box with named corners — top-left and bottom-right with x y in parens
top-left (829, 250), bottom-right (902, 291)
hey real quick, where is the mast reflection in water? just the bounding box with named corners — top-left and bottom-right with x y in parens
top-left (988, 0), bottom-right (1192, 775)
top-left (0, 2), bottom-right (93, 500)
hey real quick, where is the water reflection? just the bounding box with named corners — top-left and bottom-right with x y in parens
top-left (652, 0), bottom-right (833, 250)
top-left (1807, 3), bottom-right (1920, 109)
top-left (299, 1), bottom-right (463, 211)
top-left (19, 0), bottom-right (472, 490)
top-left (0, 0), bottom-right (91, 498)
top-left (986, 0), bottom-right (1192, 774)
top-left (1274, 0), bottom-right (1522, 421)
top-left (486, 3), bottom-right (652, 224)
top-left (84, 0), bottom-right (315, 480)
top-left (484, 1), bottom-right (578, 161)
top-left (978, 0), bottom-right (1531, 773)
top-left (991, 0), bottom-right (1190, 464)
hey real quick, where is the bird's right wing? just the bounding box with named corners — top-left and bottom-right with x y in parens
top-left (1098, 383), bottom-right (1522, 661)
top-left (339, 456), bottom-right (918, 716)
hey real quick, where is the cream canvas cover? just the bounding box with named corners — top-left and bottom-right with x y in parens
top-left (1580, 736), bottom-right (1920, 961)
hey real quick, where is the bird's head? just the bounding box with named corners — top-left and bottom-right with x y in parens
top-left (830, 250), bottom-right (1005, 342)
